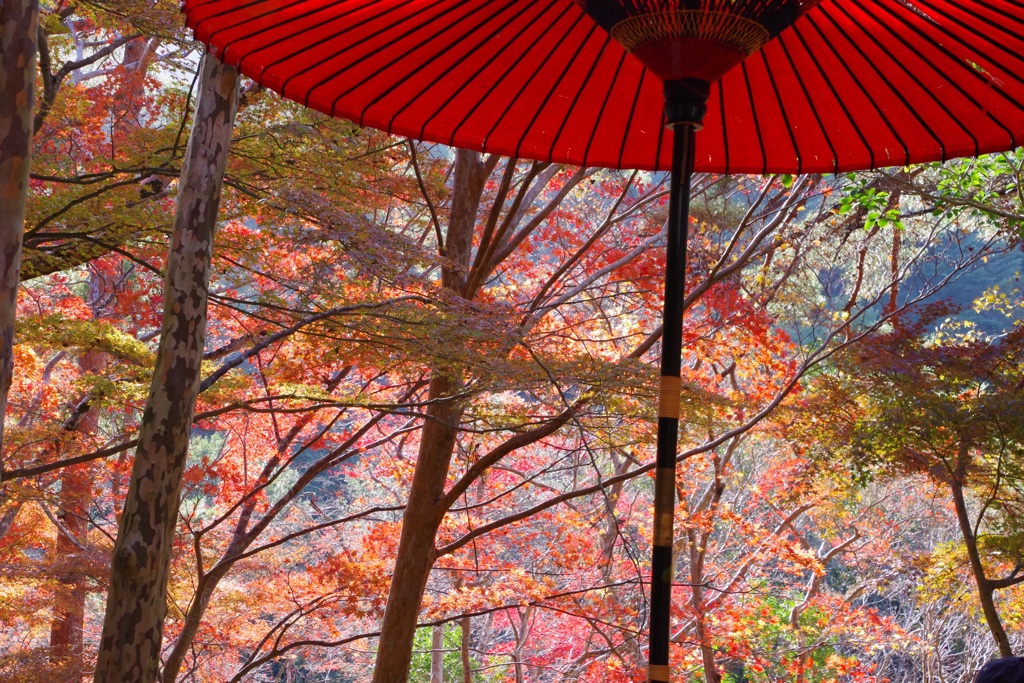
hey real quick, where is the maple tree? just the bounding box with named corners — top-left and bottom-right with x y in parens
top-left (810, 310), bottom-right (1024, 659)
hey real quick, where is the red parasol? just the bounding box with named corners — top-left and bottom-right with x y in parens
top-left (183, 0), bottom-right (1024, 173)
top-left (179, 0), bottom-right (1024, 680)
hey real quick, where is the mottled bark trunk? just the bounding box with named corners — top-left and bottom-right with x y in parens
top-left (371, 150), bottom-right (486, 683)
top-left (92, 53), bottom-right (238, 683)
top-left (950, 466), bottom-right (1013, 657)
top-left (0, 0), bottom-right (38, 456)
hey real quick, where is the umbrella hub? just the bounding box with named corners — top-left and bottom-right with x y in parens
top-left (578, 0), bottom-right (821, 82)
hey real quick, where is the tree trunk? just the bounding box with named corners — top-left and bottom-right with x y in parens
top-left (512, 607), bottom-right (533, 683)
top-left (371, 150), bottom-right (486, 683)
top-left (0, 0), bottom-right (38, 456)
top-left (49, 462), bottom-right (93, 677)
top-left (430, 625), bottom-right (445, 683)
top-left (51, 271), bottom-right (108, 678)
top-left (949, 468), bottom-right (1013, 657)
top-left (460, 616), bottom-right (472, 683)
top-left (690, 539), bottom-right (720, 683)
top-left (92, 52), bottom-right (239, 683)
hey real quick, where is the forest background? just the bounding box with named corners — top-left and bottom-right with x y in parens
top-left (3, 0), bottom-right (1024, 682)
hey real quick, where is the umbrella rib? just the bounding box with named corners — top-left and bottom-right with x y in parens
top-left (617, 68), bottom-right (650, 170)
top-left (430, 0), bottom-right (569, 147)
top-left (205, 0), bottom-right (316, 47)
top-left (582, 48), bottom-right (630, 167)
top-left (909, 0), bottom-right (1024, 143)
top-left (824, 1), bottom-right (948, 161)
top-left (740, 61), bottom-right (768, 175)
top-left (510, 19), bottom-right (598, 159)
top-left (269, 1), bottom-right (442, 107)
top-left (359, 0), bottom-right (527, 132)
top-left (219, 0), bottom-right (395, 81)
top-left (759, 48), bottom-right (802, 173)
top-left (481, 6), bottom-right (585, 150)
top-left (971, 0), bottom-right (1024, 32)
top-left (655, 96), bottom-right (667, 173)
top-left (324, 3), bottom-right (497, 119)
top-left (773, 29), bottom-right (838, 171)
top-left (872, 0), bottom-right (987, 156)
top-left (804, 7), bottom-right (905, 166)
top-left (921, 0), bottom-right (1024, 54)
top-left (718, 82), bottom-right (729, 174)
top-left (790, 22), bottom-right (867, 170)
top-left (549, 33), bottom-right (614, 162)
top-left (192, 0), bottom-right (295, 38)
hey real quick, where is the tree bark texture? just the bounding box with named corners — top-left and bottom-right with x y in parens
top-left (0, 0), bottom-right (38, 457)
top-left (92, 52), bottom-right (239, 683)
top-left (371, 150), bottom-right (487, 683)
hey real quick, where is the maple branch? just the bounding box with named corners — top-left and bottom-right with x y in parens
top-left (464, 161), bottom-right (545, 297)
top-left (789, 528), bottom-right (860, 631)
top-left (488, 166), bottom-right (594, 269)
top-left (703, 175), bottom-right (779, 282)
top-left (525, 172), bottom-right (667, 316)
top-left (696, 174), bottom-right (811, 292)
top-left (990, 563), bottom-right (1024, 590)
top-left (436, 279), bottom-right (948, 559)
top-left (0, 394), bottom-right (331, 482)
top-left (472, 158), bottom-right (518, 275)
top-left (407, 139), bottom-right (443, 252)
top-left (442, 400), bottom-right (584, 509)
top-left (226, 579), bottom-right (644, 682)
top-left (33, 30), bottom-right (141, 132)
top-left (40, 501), bottom-right (92, 554)
top-left (529, 228), bottom-right (665, 322)
top-left (28, 178), bottom-right (141, 234)
top-left (199, 296), bottom-right (426, 392)
top-left (699, 504), bottom-right (812, 612)
top-left (888, 175), bottom-right (1024, 223)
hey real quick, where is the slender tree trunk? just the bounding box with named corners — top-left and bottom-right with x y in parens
top-left (372, 373), bottom-right (466, 682)
top-left (49, 461), bottom-right (93, 676)
top-left (49, 380), bottom-right (101, 678)
top-left (92, 53), bottom-right (239, 683)
top-left (689, 538), bottom-right (720, 683)
top-left (949, 467), bottom-right (1013, 657)
top-left (460, 616), bottom-right (472, 683)
top-left (512, 607), bottom-right (533, 683)
top-left (51, 271), bottom-right (108, 677)
top-left (0, 0), bottom-right (38, 456)
top-left (430, 625), bottom-right (445, 683)
top-left (371, 150), bottom-right (486, 683)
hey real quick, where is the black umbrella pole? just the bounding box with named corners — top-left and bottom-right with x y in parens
top-left (648, 79), bottom-right (707, 683)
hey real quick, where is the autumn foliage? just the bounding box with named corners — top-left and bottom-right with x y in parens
top-left (2, 1), bottom-right (1024, 682)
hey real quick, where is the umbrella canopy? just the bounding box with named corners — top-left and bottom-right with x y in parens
top-left (184, 0), bottom-right (1024, 174)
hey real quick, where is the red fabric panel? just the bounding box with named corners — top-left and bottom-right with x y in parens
top-left (184, 0), bottom-right (1024, 172)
